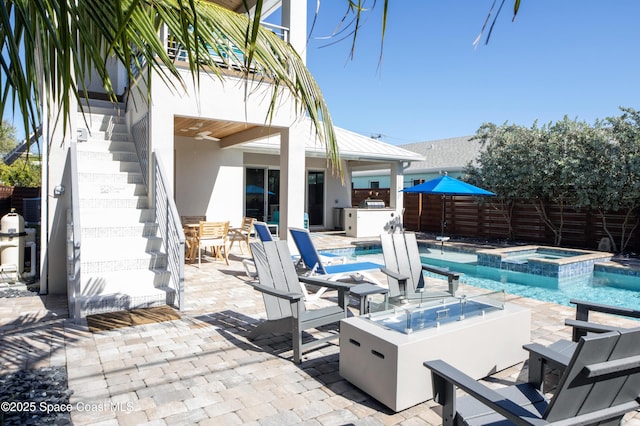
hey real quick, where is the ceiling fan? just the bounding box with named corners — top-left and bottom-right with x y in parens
top-left (194, 131), bottom-right (220, 141)
top-left (180, 122), bottom-right (205, 132)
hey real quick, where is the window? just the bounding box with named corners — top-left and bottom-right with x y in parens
top-left (370, 181), bottom-right (380, 189)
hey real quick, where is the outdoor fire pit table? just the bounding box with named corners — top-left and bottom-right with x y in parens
top-left (339, 291), bottom-right (530, 411)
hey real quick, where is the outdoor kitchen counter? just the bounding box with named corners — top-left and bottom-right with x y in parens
top-left (344, 207), bottom-right (402, 238)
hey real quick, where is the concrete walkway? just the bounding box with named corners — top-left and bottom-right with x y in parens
top-left (1, 233), bottom-right (639, 425)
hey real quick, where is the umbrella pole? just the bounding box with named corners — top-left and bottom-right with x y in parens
top-left (441, 195), bottom-right (445, 237)
top-left (438, 195), bottom-right (449, 254)
top-left (437, 194), bottom-right (446, 254)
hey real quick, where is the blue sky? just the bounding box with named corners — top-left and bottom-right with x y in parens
top-left (304, 1), bottom-right (640, 144)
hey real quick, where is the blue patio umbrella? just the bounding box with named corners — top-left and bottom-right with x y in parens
top-left (246, 184), bottom-right (274, 195)
top-left (402, 175), bottom-right (495, 238)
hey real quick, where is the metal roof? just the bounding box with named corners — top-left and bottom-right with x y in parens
top-left (239, 119), bottom-right (424, 163)
top-left (398, 136), bottom-right (482, 172)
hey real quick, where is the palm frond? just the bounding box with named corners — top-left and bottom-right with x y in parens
top-left (1, 0), bottom-right (341, 175)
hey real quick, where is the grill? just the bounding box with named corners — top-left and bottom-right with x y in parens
top-left (358, 199), bottom-right (386, 209)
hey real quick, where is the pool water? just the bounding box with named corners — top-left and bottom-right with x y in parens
top-left (321, 246), bottom-right (640, 311)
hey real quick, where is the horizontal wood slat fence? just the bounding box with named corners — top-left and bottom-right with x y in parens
top-left (352, 188), bottom-right (640, 252)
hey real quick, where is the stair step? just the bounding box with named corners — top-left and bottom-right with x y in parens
top-left (78, 158), bottom-right (141, 173)
top-left (77, 289), bottom-right (175, 317)
top-left (82, 130), bottom-right (130, 142)
top-left (79, 196), bottom-right (149, 209)
top-left (78, 182), bottom-right (147, 198)
top-left (82, 235), bottom-right (163, 255)
top-left (80, 269), bottom-right (171, 293)
top-left (77, 140), bottom-right (136, 153)
top-left (81, 222), bottom-right (158, 239)
top-left (81, 208), bottom-right (155, 225)
top-left (77, 113), bottom-right (126, 129)
top-left (77, 150), bottom-right (139, 163)
top-left (79, 98), bottom-right (124, 110)
top-left (87, 120), bottom-right (127, 134)
top-left (81, 252), bottom-right (167, 273)
top-left (78, 103), bottom-right (124, 117)
top-left (78, 171), bottom-right (144, 185)
top-left (77, 291), bottom-right (176, 317)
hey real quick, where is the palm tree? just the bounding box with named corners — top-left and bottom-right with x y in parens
top-left (0, 0), bottom-right (340, 171)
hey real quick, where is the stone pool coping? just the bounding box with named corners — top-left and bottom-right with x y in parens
top-left (476, 245), bottom-right (613, 266)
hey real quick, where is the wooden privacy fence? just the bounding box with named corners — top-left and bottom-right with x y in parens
top-left (351, 188), bottom-right (640, 252)
top-left (352, 189), bottom-right (391, 207)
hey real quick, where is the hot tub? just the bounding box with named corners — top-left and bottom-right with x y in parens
top-left (477, 245), bottom-right (613, 279)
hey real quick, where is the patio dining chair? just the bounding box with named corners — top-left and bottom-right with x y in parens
top-left (198, 221), bottom-right (230, 266)
top-left (425, 327), bottom-right (640, 425)
top-left (289, 227), bottom-right (382, 301)
top-left (228, 217), bottom-right (255, 255)
top-left (183, 225), bottom-right (199, 264)
top-left (180, 215), bottom-right (206, 226)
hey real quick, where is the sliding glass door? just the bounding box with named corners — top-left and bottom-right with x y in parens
top-left (307, 171), bottom-right (324, 226)
top-left (245, 168), bottom-right (279, 222)
top-left (245, 168), bottom-right (265, 220)
top-left (267, 169), bottom-right (279, 223)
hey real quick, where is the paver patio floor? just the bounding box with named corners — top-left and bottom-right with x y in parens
top-left (1, 232), bottom-right (639, 425)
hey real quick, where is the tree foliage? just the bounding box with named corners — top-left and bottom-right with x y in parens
top-left (0, 159), bottom-right (41, 187)
top-left (465, 110), bottom-right (640, 252)
top-left (573, 108), bottom-right (640, 251)
top-left (0, 122), bottom-right (40, 186)
top-left (0, 121), bottom-right (17, 155)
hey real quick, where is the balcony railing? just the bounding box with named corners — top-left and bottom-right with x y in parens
top-left (261, 22), bottom-right (290, 43)
top-left (129, 21), bottom-right (290, 80)
top-left (166, 22), bottom-right (289, 69)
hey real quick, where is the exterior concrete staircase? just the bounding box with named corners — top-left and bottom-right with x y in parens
top-left (74, 99), bottom-right (174, 316)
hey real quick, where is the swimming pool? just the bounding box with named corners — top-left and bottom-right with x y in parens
top-left (320, 245), bottom-right (640, 311)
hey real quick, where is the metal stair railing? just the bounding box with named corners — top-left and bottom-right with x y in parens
top-left (3, 125), bottom-right (42, 165)
top-left (152, 152), bottom-right (185, 310)
top-left (66, 139), bottom-right (82, 321)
